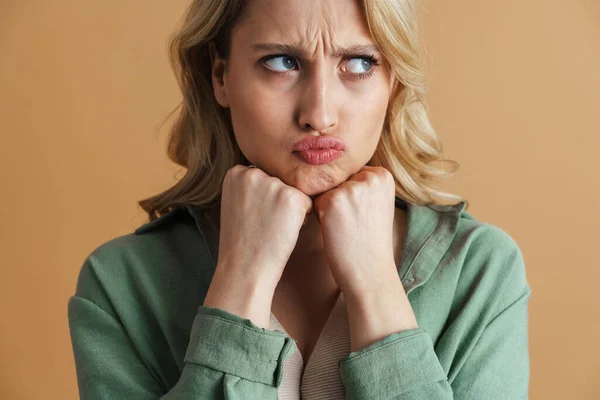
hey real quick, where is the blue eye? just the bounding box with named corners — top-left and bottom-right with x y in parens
top-left (264, 55), bottom-right (297, 72)
top-left (346, 58), bottom-right (374, 74)
top-left (261, 54), bottom-right (380, 79)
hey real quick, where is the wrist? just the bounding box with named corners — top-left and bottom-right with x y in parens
top-left (334, 256), bottom-right (398, 296)
top-left (344, 277), bottom-right (419, 352)
top-left (203, 265), bottom-right (276, 329)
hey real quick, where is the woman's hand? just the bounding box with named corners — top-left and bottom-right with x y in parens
top-left (312, 165), bottom-right (398, 296)
top-left (204, 164), bottom-right (313, 328)
top-left (312, 165), bottom-right (419, 350)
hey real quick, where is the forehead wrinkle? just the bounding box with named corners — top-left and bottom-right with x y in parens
top-left (302, 4), bottom-right (337, 58)
top-left (243, 0), bottom-right (375, 59)
top-left (250, 5), bottom-right (332, 61)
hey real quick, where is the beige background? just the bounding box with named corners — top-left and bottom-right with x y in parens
top-left (1, 0), bottom-right (598, 398)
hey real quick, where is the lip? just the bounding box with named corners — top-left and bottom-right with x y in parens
top-left (292, 136), bottom-right (346, 152)
top-left (293, 149), bottom-right (344, 165)
top-left (292, 136), bottom-right (346, 165)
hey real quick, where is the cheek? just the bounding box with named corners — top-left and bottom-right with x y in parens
top-left (346, 84), bottom-right (390, 141)
top-left (227, 71), bottom-right (289, 152)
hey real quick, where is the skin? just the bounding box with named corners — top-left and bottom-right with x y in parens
top-left (214, 0), bottom-right (393, 193)
top-left (207, 0), bottom-right (418, 354)
top-left (210, 0), bottom-right (395, 251)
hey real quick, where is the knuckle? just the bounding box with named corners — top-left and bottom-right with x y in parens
top-left (382, 169), bottom-right (394, 184)
top-left (231, 164), bottom-right (245, 174)
top-left (329, 191), bottom-right (344, 207)
top-left (280, 187), bottom-right (298, 203)
top-left (246, 168), bottom-right (262, 183)
top-left (227, 165), bottom-right (244, 180)
top-left (224, 167), bottom-right (236, 182)
top-left (265, 178), bottom-right (280, 194)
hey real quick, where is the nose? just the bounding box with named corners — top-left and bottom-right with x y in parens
top-left (297, 65), bottom-right (338, 132)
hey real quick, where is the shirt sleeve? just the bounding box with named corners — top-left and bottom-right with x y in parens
top-left (337, 287), bottom-right (531, 399)
top-left (337, 230), bottom-right (532, 400)
top-left (68, 261), bottom-right (298, 400)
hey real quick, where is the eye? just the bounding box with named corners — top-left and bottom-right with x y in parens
top-left (346, 58), bottom-right (374, 74)
top-left (343, 55), bottom-right (380, 79)
top-left (260, 54), bottom-right (380, 79)
top-left (263, 55), bottom-right (298, 72)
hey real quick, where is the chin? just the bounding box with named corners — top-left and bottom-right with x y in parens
top-left (286, 168), bottom-right (347, 198)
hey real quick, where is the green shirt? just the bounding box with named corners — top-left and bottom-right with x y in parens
top-left (68, 196), bottom-right (532, 399)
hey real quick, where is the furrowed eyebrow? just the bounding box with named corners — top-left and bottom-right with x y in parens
top-left (251, 43), bottom-right (381, 58)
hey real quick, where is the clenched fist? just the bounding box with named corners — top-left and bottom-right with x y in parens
top-left (312, 165), bottom-right (398, 296)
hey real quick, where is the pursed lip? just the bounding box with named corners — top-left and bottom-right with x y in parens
top-left (292, 136), bottom-right (346, 152)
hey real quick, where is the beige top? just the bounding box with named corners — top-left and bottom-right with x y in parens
top-left (270, 291), bottom-right (351, 399)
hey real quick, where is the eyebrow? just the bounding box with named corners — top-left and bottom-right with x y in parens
top-left (250, 43), bottom-right (381, 58)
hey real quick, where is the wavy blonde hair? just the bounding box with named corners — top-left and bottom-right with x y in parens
top-left (139, 0), bottom-right (466, 221)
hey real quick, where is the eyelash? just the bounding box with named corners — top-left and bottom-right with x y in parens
top-left (260, 53), bottom-right (381, 80)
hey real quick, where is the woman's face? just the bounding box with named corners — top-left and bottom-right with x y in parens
top-left (211, 0), bottom-right (394, 197)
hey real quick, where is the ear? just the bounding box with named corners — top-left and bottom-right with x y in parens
top-left (209, 41), bottom-right (230, 108)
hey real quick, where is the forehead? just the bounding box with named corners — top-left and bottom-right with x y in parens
top-left (233, 0), bottom-right (375, 52)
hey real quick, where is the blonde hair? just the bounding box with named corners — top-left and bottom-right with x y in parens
top-left (139, 0), bottom-right (466, 221)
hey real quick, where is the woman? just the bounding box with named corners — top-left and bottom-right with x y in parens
top-left (68, 0), bottom-right (532, 399)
